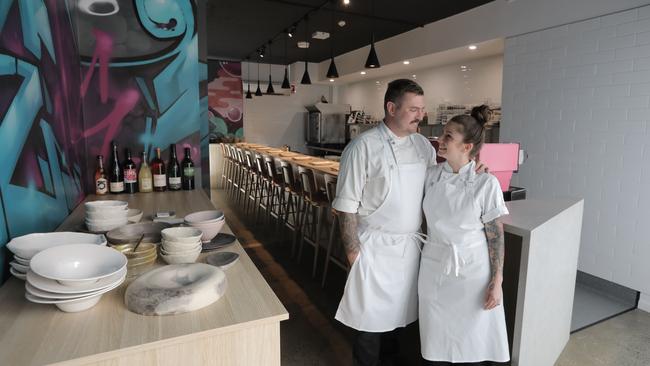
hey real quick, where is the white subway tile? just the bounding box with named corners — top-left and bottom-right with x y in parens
top-left (594, 84), bottom-right (630, 97)
top-left (616, 17), bottom-right (650, 36)
top-left (635, 30), bottom-right (650, 45)
top-left (596, 60), bottom-right (634, 74)
top-left (637, 5), bottom-right (650, 20)
top-left (569, 17), bottom-right (601, 33)
top-left (577, 94), bottom-right (610, 107)
top-left (633, 56), bottom-right (650, 71)
top-left (612, 69), bottom-right (650, 84)
top-left (615, 43), bottom-right (650, 60)
top-left (598, 34), bottom-right (636, 51)
top-left (611, 95), bottom-right (650, 108)
top-left (627, 107), bottom-right (650, 120)
top-left (591, 107), bottom-right (628, 121)
top-left (602, 8), bottom-right (638, 27)
top-left (578, 73), bottom-right (613, 88)
top-left (629, 82), bottom-right (650, 95)
top-left (581, 49), bottom-right (616, 64)
top-left (565, 64), bottom-right (597, 77)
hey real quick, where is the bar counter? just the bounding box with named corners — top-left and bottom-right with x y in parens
top-left (0, 190), bottom-right (288, 366)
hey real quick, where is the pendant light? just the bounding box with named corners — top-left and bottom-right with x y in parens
top-left (266, 42), bottom-right (275, 94)
top-left (301, 16), bottom-right (312, 85)
top-left (326, 8), bottom-right (339, 79)
top-left (365, 0), bottom-right (380, 69)
top-left (245, 59), bottom-right (253, 99)
top-left (255, 62), bottom-right (263, 96)
top-left (281, 31), bottom-right (291, 89)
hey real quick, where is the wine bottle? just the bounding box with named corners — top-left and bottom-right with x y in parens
top-left (109, 142), bottom-right (124, 193)
top-left (123, 149), bottom-right (137, 194)
top-left (181, 147), bottom-right (195, 190)
top-left (167, 144), bottom-right (182, 190)
top-left (152, 147), bottom-right (167, 192)
top-left (138, 151), bottom-right (153, 193)
top-left (95, 155), bottom-right (108, 195)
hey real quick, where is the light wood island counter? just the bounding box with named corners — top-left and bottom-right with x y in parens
top-left (0, 190), bottom-right (288, 366)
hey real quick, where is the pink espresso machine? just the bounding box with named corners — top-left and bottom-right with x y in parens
top-left (430, 140), bottom-right (526, 201)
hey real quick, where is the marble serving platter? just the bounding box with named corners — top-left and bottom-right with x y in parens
top-left (125, 264), bottom-right (227, 316)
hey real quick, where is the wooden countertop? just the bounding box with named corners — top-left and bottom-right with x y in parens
top-left (236, 143), bottom-right (340, 176)
top-left (0, 190), bottom-right (288, 366)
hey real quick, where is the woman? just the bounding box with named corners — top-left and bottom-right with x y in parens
top-left (419, 106), bottom-right (510, 365)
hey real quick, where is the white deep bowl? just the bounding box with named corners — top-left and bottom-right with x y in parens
top-left (25, 292), bottom-right (104, 313)
top-left (162, 238), bottom-right (202, 249)
top-left (161, 227), bottom-right (203, 243)
top-left (30, 244), bottom-right (127, 287)
top-left (187, 219), bottom-right (225, 242)
top-left (161, 244), bottom-right (202, 255)
top-left (85, 200), bottom-right (128, 212)
top-left (85, 208), bottom-right (128, 220)
top-left (184, 210), bottom-right (224, 224)
top-left (6, 232), bottom-right (107, 259)
top-left (160, 250), bottom-right (200, 264)
top-left (86, 218), bottom-right (128, 233)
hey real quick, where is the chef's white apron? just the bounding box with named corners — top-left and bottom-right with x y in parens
top-left (419, 166), bottom-right (510, 362)
top-left (335, 133), bottom-right (426, 332)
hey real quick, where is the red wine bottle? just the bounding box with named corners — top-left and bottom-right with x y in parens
top-left (109, 142), bottom-right (124, 193)
top-left (123, 149), bottom-right (138, 193)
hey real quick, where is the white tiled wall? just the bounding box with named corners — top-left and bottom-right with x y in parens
top-left (501, 6), bottom-right (650, 295)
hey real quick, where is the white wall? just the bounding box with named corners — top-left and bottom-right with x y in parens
top-left (318, 0), bottom-right (650, 81)
top-left (501, 6), bottom-right (650, 296)
top-left (336, 55), bottom-right (503, 121)
top-left (243, 83), bottom-right (332, 153)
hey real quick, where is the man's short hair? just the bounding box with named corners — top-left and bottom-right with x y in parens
top-left (384, 79), bottom-right (424, 114)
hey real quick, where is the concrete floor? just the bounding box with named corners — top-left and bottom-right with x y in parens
top-left (210, 188), bottom-right (650, 366)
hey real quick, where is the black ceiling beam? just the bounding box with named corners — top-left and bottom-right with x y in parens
top-left (263, 0), bottom-right (424, 28)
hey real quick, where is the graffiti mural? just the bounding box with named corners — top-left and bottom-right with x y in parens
top-left (207, 61), bottom-right (243, 140)
top-left (0, 0), bottom-right (85, 281)
top-left (76, 0), bottom-right (207, 188)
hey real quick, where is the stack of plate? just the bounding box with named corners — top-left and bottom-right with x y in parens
top-left (111, 242), bottom-right (158, 276)
top-left (6, 232), bottom-right (107, 280)
top-left (25, 244), bottom-right (127, 312)
top-left (184, 210), bottom-right (225, 243)
top-left (85, 200), bottom-right (129, 232)
top-left (160, 227), bottom-right (203, 264)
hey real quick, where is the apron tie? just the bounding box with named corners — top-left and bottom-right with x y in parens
top-left (409, 232), bottom-right (429, 253)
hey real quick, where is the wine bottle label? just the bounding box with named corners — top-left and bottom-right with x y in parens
top-left (124, 168), bottom-right (137, 183)
top-left (183, 167), bottom-right (194, 177)
top-left (169, 177), bottom-right (182, 186)
top-left (110, 181), bottom-right (124, 192)
top-left (141, 179), bottom-right (153, 190)
top-left (96, 178), bottom-right (108, 194)
top-left (153, 174), bottom-right (167, 187)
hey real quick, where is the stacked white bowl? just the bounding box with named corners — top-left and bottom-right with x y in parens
top-left (85, 200), bottom-right (129, 232)
top-left (6, 232), bottom-right (107, 280)
top-left (184, 210), bottom-right (225, 243)
top-left (25, 244), bottom-right (127, 312)
top-left (160, 227), bottom-right (203, 264)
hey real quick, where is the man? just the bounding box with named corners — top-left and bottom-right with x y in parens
top-left (332, 79), bottom-right (435, 365)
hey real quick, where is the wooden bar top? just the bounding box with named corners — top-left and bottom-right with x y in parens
top-left (0, 190), bottom-right (288, 366)
top-left (235, 143), bottom-right (340, 176)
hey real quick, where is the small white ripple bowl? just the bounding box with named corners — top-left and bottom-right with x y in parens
top-left (85, 208), bottom-right (128, 220)
top-left (184, 210), bottom-right (224, 224)
top-left (84, 200), bottom-right (128, 212)
top-left (161, 227), bottom-right (203, 244)
top-left (85, 218), bottom-right (128, 233)
top-left (162, 238), bottom-right (202, 250)
top-left (6, 232), bottom-right (107, 259)
top-left (160, 244), bottom-right (202, 255)
top-left (160, 249), bottom-right (201, 264)
top-left (30, 244), bottom-right (127, 287)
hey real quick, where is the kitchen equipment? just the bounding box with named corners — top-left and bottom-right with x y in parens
top-left (306, 102), bottom-right (350, 144)
top-left (477, 143), bottom-right (521, 192)
top-left (347, 123), bottom-right (377, 141)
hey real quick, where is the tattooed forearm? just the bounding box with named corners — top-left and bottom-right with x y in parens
top-left (484, 218), bottom-right (505, 283)
top-left (338, 211), bottom-right (361, 255)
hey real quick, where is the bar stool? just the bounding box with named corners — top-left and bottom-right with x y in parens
top-left (228, 145), bottom-right (242, 200)
top-left (253, 153), bottom-right (271, 224)
top-left (297, 166), bottom-right (329, 278)
top-left (279, 160), bottom-right (303, 256)
top-left (321, 174), bottom-right (349, 287)
top-left (235, 147), bottom-right (251, 207)
top-left (263, 155), bottom-right (285, 228)
top-left (243, 150), bottom-right (263, 217)
top-left (219, 143), bottom-right (229, 189)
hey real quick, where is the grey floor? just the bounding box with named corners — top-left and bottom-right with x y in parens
top-left (211, 188), bottom-right (650, 366)
top-left (571, 283), bottom-right (637, 332)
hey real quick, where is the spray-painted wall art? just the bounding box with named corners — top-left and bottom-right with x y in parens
top-left (75, 0), bottom-right (207, 188)
top-left (0, 0), bottom-right (86, 282)
top-left (207, 60), bottom-right (243, 141)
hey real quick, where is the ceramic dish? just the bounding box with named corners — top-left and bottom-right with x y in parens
top-left (25, 278), bottom-right (123, 300)
top-left (161, 227), bottom-right (203, 243)
top-left (111, 242), bottom-right (157, 257)
top-left (161, 245), bottom-right (201, 256)
top-left (25, 280), bottom-right (122, 313)
top-left (84, 200), bottom-right (128, 212)
top-left (160, 250), bottom-right (200, 264)
top-left (26, 267), bottom-right (127, 294)
top-left (106, 222), bottom-right (170, 244)
top-left (10, 267), bottom-right (26, 280)
top-left (127, 254), bottom-right (157, 267)
top-left (206, 252), bottom-right (240, 270)
top-left (9, 261), bottom-right (28, 273)
top-left (30, 244), bottom-right (127, 287)
top-left (6, 232), bottom-right (108, 259)
top-left (85, 208), bottom-right (128, 220)
top-left (184, 210), bottom-right (225, 224)
top-left (186, 220), bottom-right (225, 242)
top-left (85, 219), bottom-right (128, 233)
top-left (127, 209), bottom-right (143, 223)
top-left (13, 255), bottom-right (29, 266)
top-left (125, 263), bottom-right (227, 315)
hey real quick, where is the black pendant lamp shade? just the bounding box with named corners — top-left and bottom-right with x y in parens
top-left (281, 67), bottom-right (291, 89)
top-left (365, 34), bottom-right (380, 68)
top-left (255, 62), bottom-right (263, 96)
top-left (245, 60), bottom-right (253, 98)
top-left (301, 61), bottom-right (311, 85)
top-left (266, 72), bottom-right (275, 94)
top-left (327, 57), bottom-right (339, 78)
